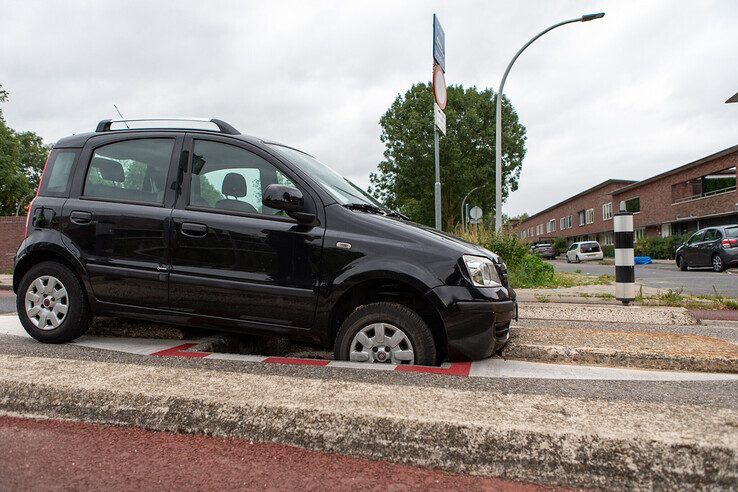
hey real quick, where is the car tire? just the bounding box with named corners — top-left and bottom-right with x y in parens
top-left (712, 254), bottom-right (725, 273)
top-left (334, 302), bottom-right (437, 366)
top-left (566, 255), bottom-right (571, 263)
top-left (16, 261), bottom-right (92, 343)
top-left (677, 256), bottom-right (688, 271)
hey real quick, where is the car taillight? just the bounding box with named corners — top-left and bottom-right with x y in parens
top-left (722, 238), bottom-right (738, 248)
top-left (24, 152), bottom-right (49, 238)
top-left (23, 197), bottom-right (36, 238)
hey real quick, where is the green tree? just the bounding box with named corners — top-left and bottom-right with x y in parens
top-left (0, 84), bottom-right (51, 215)
top-left (369, 83), bottom-right (527, 230)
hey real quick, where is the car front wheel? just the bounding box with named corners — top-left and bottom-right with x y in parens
top-left (17, 261), bottom-right (92, 343)
top-left (677, 256), bottom-right (688, 271)
top-left (334, 302), bottom-right (437, 366)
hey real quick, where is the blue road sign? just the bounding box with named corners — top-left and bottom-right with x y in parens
top-left (433, 14), bottom-right (445, 73)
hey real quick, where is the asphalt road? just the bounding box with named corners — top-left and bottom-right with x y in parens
top-left (552, 259), bottom-right (738, 297)
top-left (0, 291), bottom-right (15, 314)
top-left (0, 415), bottom-right (543, 491)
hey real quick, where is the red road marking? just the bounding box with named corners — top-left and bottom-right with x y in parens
top-left (150, 343), bottom-right (209, 358)
top-left (396, 361), bottom-right (472, 377)
top-left (263, 356), bottom-right (330, 366)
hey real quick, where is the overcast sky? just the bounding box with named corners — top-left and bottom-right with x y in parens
top-left (2, 0), bottom-right (736, 216)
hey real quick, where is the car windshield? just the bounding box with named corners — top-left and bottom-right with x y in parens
top-left (267, 144), bottom-right (381, 207)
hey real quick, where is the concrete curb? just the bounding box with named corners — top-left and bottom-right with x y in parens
top-left (0, 355), bottom-right (735, 489)
top-left (505, 327), bottom-right (738, 374)
top-left (520, 302), bottom-right (698, 325)
top-left (504, 344), bottom-right (738, 374)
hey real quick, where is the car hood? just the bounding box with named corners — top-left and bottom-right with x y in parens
top-left (347, 209), bottom-right (502, 262)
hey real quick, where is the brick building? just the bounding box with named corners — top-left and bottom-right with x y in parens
top-left (0, 216), bottom-right (25, 272)
top-left (516, 145), bottom-right (738, 245)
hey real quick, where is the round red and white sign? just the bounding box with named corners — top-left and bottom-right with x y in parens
top-left (433, 64), bottom-right (447, 110)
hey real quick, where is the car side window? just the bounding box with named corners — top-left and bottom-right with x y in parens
top-left (189, 140), bottom-right (297, 216)
top-left (703, 230), bottom-right (717, 242)
top-left (687, 232), bottom-right (703, 244)
top-left (569, 244), bottom-right (577, 251)
top-left (84, 139), bottom-right (174, 204)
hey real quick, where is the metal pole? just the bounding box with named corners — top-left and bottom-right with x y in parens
top-left (434, 128), bottom-right (441, 230)
top-left (494, 14), bottom-right (604, 232)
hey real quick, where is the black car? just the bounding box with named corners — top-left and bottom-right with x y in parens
top-left (530, 243), bottom-right (556, 259)
top-left (13, 118), bottom-right (516, 365)
top-left (675, 225), bottom-right (738, 272)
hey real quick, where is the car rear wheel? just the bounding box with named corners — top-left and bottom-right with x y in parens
top-left (677, 255), bottom-right (688, 271)
top-left (334, 302), bottom-right (436, 366)
top-left (712, 254), bottom-right (725, 272)
top-left (17, 261), bottom-right (92, 343)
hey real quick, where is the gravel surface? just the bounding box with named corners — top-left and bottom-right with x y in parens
top-left (0, 415), bottom-right (550, 491)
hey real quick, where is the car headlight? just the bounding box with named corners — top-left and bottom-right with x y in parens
top-left (462, 255), bottom-right (502, 287)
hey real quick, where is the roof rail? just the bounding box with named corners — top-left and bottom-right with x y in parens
top-left (95, 118), bottom-right (240, 135)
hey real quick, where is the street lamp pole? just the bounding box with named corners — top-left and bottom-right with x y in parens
top-left (460, 185), bottom-right (484, 231)
top-left (494, 12), bottom-right (605, 232)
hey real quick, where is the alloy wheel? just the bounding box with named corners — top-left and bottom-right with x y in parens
top-left (25, 275), bottom-right (69, 330)
top-left (349, 323), bottom-right (414, 364)
top-left (713, 256), bottom-right (723, 272)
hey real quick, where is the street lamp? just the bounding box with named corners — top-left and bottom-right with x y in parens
top-left (494, 12), bottom-right (605, 231)
top-left (461, 185), bottom-right (485, 231)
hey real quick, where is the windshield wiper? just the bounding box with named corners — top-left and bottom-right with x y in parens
top-left (343, 203), bottom-right (409, 220)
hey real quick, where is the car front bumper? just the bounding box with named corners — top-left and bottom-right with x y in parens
top-left (427, 285), bottom-right (517, 361)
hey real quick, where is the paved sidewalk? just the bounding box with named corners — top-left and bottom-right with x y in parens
top-left (0, 274), bottom-right (11, 291)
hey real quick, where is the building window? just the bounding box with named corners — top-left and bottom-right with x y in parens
top-left (602, 232), bottom-right (614, 245)
top-left (578, 210), bottom-right (585, 226)
top-left (625, 197), bottom-right (640, 213)
top-left (529, 227), bottom-right (533, 237)
top-left (547, 219), bottom-right (556, 233)
top-left (559, 215), bottom-right (572, 229)
top-left (586, 208), bottom-right (594, 224)
top-left (602, 202), bottom-right (612, 220)
top-left (635, 228), bottom-right (646, 242)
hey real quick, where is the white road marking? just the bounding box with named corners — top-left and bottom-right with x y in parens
top-left (1, 314), bottom-right (735, 381)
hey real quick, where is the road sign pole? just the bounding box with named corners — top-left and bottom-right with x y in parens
top-left (434, 128), bottom-right (441, 230)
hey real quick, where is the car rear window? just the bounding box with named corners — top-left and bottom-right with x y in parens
top-left (581, 242), bottom-right (600, 252)
top-left (39, 149), bottom-right (79, 197)
top-left (726, 227), bottom-right (738, 238)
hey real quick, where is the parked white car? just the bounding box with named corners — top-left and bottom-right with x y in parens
top-left (565, 241), bottom-right (604, 263)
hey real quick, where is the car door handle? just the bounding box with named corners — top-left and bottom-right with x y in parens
top-left (70, 211), bottom-right (92, 225)
top-left (180, 222), bottom-right (208, 237)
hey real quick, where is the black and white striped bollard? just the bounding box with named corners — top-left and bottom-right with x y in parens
top-left (614, 201), bottom-right (635, 305)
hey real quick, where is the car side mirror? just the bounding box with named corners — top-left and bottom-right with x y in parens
top-left (262, 184), bottom-right (315, 223)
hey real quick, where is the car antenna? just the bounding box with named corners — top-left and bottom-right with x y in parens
top-left (113, 104), bottom-right (130, 128)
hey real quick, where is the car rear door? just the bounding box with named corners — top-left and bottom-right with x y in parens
top-left (168, 135), bottom-right (324, 330)
top-left (61, 133), bottom-right (182, 309)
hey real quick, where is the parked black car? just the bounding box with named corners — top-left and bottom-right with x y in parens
top-left (13, 118), bottom-right (516, 365)
top-left (530, 243), bottom-right (556, 260)
top-left (675, 225), bottom-right (738, 272)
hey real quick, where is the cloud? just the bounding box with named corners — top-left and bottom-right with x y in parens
top-left (1, 0), bottom-right (736, 215)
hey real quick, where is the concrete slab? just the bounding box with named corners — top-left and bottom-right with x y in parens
top-left (520, 302), bottom-right (697, 325)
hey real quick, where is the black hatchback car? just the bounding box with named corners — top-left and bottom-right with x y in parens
top-left (14, 118), bottom-right (516, 365)
top-left (675, 225), bottom-right (738, 272)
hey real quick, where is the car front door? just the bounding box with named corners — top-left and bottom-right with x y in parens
top-left (698, 229), bottom-right (721, 267)
top-left (168, 135), bottom-right (324, 330)
top-left (62, 133), bottom-right (182, 308)
top-left (682, 230), bottom-right (704, 266)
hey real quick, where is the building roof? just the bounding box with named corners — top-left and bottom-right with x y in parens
top-left (610, 144), bottom-right (738, 196)
top-left (523, 179), bottom-right (636, 223)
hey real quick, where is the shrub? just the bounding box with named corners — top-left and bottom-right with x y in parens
top-left (552, 237), bottom-right (569, 256)
top-left (456, 226), bottom-right (554, 288)
top-left (634, 234), bottom-right (689, 259)
top-left (602, 245), bottom-right (615, 258)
